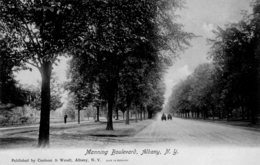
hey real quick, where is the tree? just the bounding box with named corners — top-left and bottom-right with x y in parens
top-left (165, 63), bottom-right (216, 119)
top-left (69, 0), bottom-right (192, 130)
top-left (209, 9), bottom-right (260, 123)
top-left (117, 51), bottom-right (155, 124)
top-left (0, 0), bottom-right (97, 147)
top-left (166, 0), bottom-right (260, 123)
top-left (146, 80), bottom-right (166, 119)
top-left (65, 59), bottom-right (98, 124)
top-left (0, 36), bottom-right (29, 106)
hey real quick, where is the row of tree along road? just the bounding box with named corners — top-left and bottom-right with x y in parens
top-left (165, 1), bottom-right (260, 124)
top-left (0, 0), bottom-right (192, 147)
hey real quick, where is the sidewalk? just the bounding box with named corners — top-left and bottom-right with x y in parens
top-left (179, 117), bottom-right (260, 132)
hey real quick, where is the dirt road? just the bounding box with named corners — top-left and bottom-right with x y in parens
top-left (0, 117), bottom-right (260, 148)
top-left (131, 116), bottom-right (260, 147)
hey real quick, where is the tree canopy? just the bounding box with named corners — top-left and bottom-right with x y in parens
top-left (67, 0), bottom-right (192, 129)
top-left (0, 0), bottom-right (104, 147)
top-left (0, 0), bottom-right (192, 147)
top-left (165, 1), bottom-right (260, 123)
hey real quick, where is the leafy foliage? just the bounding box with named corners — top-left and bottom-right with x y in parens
top-left (0, 36), bottom-right (29, 105)
top-left (166, 1), bottom-right (260, 123)
top-left (29, 74), bottom-right (63, 111)
top-left (68, 0), bottom-right (192, 128)
top-left (0, 0), bottom-right (100, 146)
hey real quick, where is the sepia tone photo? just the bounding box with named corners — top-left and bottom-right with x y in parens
top-left (0, 0), bottom-right (259, 164)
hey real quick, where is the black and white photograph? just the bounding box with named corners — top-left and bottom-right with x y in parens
top-left (0, 0), bottom-right (260, 165)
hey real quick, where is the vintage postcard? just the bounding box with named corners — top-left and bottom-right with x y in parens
top-left (0, 0), bottom-right (259, 164)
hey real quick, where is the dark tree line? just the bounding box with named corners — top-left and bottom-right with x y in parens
top-left (0, 0), bottom-right (191, 147)
top-left (66, 0), bottom-right (192, 130)
top-left (0, 36), bottom-right (29, 106)
top-left (0, 0), bottom-right (101, 147)
top-left (165, 1), bottom-right (260, 124)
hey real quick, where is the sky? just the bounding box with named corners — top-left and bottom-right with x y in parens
top-left (15, 56), bottom-right (69, 86)
top-left (15, 0), bottom-right (252, 106)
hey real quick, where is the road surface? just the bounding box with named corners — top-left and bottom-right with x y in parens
top-left (131, 117), bottom-right (260, 147)
top-left (0, 117), bottom-right (260, 148)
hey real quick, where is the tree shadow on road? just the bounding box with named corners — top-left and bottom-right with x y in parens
top-left (0, 137), bottom-right (37, 149)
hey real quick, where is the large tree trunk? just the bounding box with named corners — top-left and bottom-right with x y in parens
top-left (77, 103), bottom-right (81, 124)
top-left (125, 108), bottom-right (130, 125)
top-left (140, 106), bottom-right (143, 121)
top-left (106, 78), bottom-right (117, 130)
top-left (125, 100), bottom-right (131, 124)
top-left (106, 97), bottom-right (114, 130)
top-left (38, 62), bottom-right (52, 147)
top-left (148, 111), bottom-right (153, 119)
top-left (203, 109), bottom-right (207, 120)
top-left (96, 106), bottom-right (100, 122)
